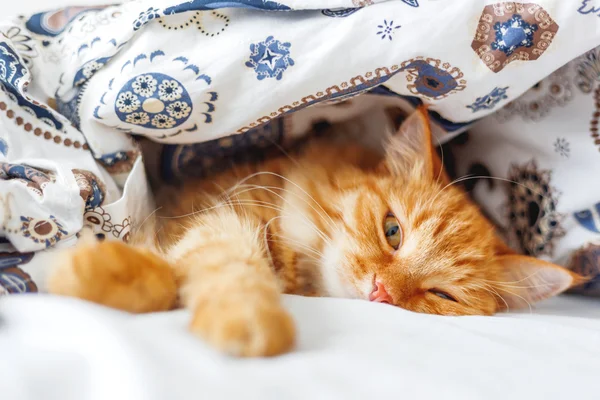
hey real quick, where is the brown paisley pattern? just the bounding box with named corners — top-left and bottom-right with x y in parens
top-left (471, 3), bottom-right (559, 73)
top-left (495, 66), bottom-right (573, 122)
top-left (589, 87), bottom-right (600, 153)
top-left (83, 206), bottom-right (132, 242)
top-left (505, 160), bottom-right (565, 257)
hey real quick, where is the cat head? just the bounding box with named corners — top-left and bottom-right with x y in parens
top-left (315, 107), bottom-right (583, 315)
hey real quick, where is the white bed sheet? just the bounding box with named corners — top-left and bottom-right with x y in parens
top-left (0, 294), bottom-right (599, 400)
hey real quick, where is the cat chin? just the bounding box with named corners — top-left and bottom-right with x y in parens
top-left (320, 241), bottom-right (361, 299)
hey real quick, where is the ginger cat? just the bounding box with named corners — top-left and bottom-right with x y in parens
top-left (48, 108), bottom-right (583, 357)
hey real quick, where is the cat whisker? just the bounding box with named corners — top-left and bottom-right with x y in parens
top-left (228, 200), bottom-right (332, 245)
top-left (164, 194), bottom-right (332, 248)
top-left (135, 206), bottom-right (162, 236)
top-left (226, 172), bottom-right (338, 233)
top-left (226, 184), bottom-right (334, 244)
top-left (481, 269), bottom-right (547, 287)
top-left (472, 282), bottom-right (510, 312)
top-left (493, 285), bottom-right (533, 314)
top-left (485, 282), bottom-right (556, 290)
top-left (159, 199), bottom-right (282, 220)
top-left (436, 175), bottom-right (548, 199)
top-left (230, 183), bottom-right (339, 235)
top-left (263, 135), bottom-right (302, 169)
top-left (262, 215), bottom-right (331, 269)
top-left (432, 134), bottom-right (445, 186)
top-left (215, 200), bottom-right (289, 221)
top-left (268, 233), bottom-right (325, 259)
top-left (263, 215), bottom-right (284, 269)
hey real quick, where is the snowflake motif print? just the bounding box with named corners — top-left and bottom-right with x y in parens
top-left (491, 14), bottom-right (538, 56)
top-left (377, 20), bottom-right (401, 41)
top-left (554, 138), bottom-right (570, 158)
top-left (245, 36), bottom-right (294, 81)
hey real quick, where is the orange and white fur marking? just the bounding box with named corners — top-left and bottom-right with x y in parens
top-left (48, 108), bottom-right (584, 357)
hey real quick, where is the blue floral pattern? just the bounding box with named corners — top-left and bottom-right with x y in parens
top-left (115, 73), bottom-right (193, 130)
top-left (73, 57), bottom-right (112, 87)
top-left (398, 58), bottom-right (466, 99)
top-left (246, 36), bottom-right (294, 81)
top-left (0, 42), bottom-right (65, 130)
top-left (2, 27), bottom-right (38, 68)
top-left (94, 50), bottom-right (215, 139)
top-left (377, 20), bottom-right (401, 41)
top-left (467, 87), bottom-right (509, 112)
top-left (1, 162), bottom-right (51, 187)
top-left (491, 14), bottom-right (538, 56)
top-left (134, 7), bottom-right (162, 31)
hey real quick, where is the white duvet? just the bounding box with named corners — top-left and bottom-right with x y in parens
top-left (1, 294), bottom-right (599, 400)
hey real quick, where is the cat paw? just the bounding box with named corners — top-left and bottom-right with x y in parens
top-left (48, 240), bottom-right (178, 313)
top-left (190, 296), bottom-right (296, 357)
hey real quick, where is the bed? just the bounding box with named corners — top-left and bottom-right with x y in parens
top-left (1, 294), bottom-right (600, 400)
top-left (1, 1), bottom-right (600, 398)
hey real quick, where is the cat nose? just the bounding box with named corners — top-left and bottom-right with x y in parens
top-left (369, 281), bottom-right (392, 304)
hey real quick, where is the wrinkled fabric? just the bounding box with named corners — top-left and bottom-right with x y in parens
top-left (451, 47), bottom-right (600, 296)
top-left (1, 294), bottom-right (600, 400)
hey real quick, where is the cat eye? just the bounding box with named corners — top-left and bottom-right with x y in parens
top-left (429, 289), bottom-right (458, 303)
top-left (383, 214), bottom-right (402, 250)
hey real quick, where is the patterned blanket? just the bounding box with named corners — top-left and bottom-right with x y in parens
top-left (1, 0), bottom-right (600, 294)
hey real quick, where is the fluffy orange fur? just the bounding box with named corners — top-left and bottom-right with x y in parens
top-left (48, 107), bottom-right (584, 357)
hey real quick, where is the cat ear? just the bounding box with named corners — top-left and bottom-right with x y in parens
top-left (382, 106), bottom-right (437, 180)
top-left (493, 255), bottom-right (584, 310)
